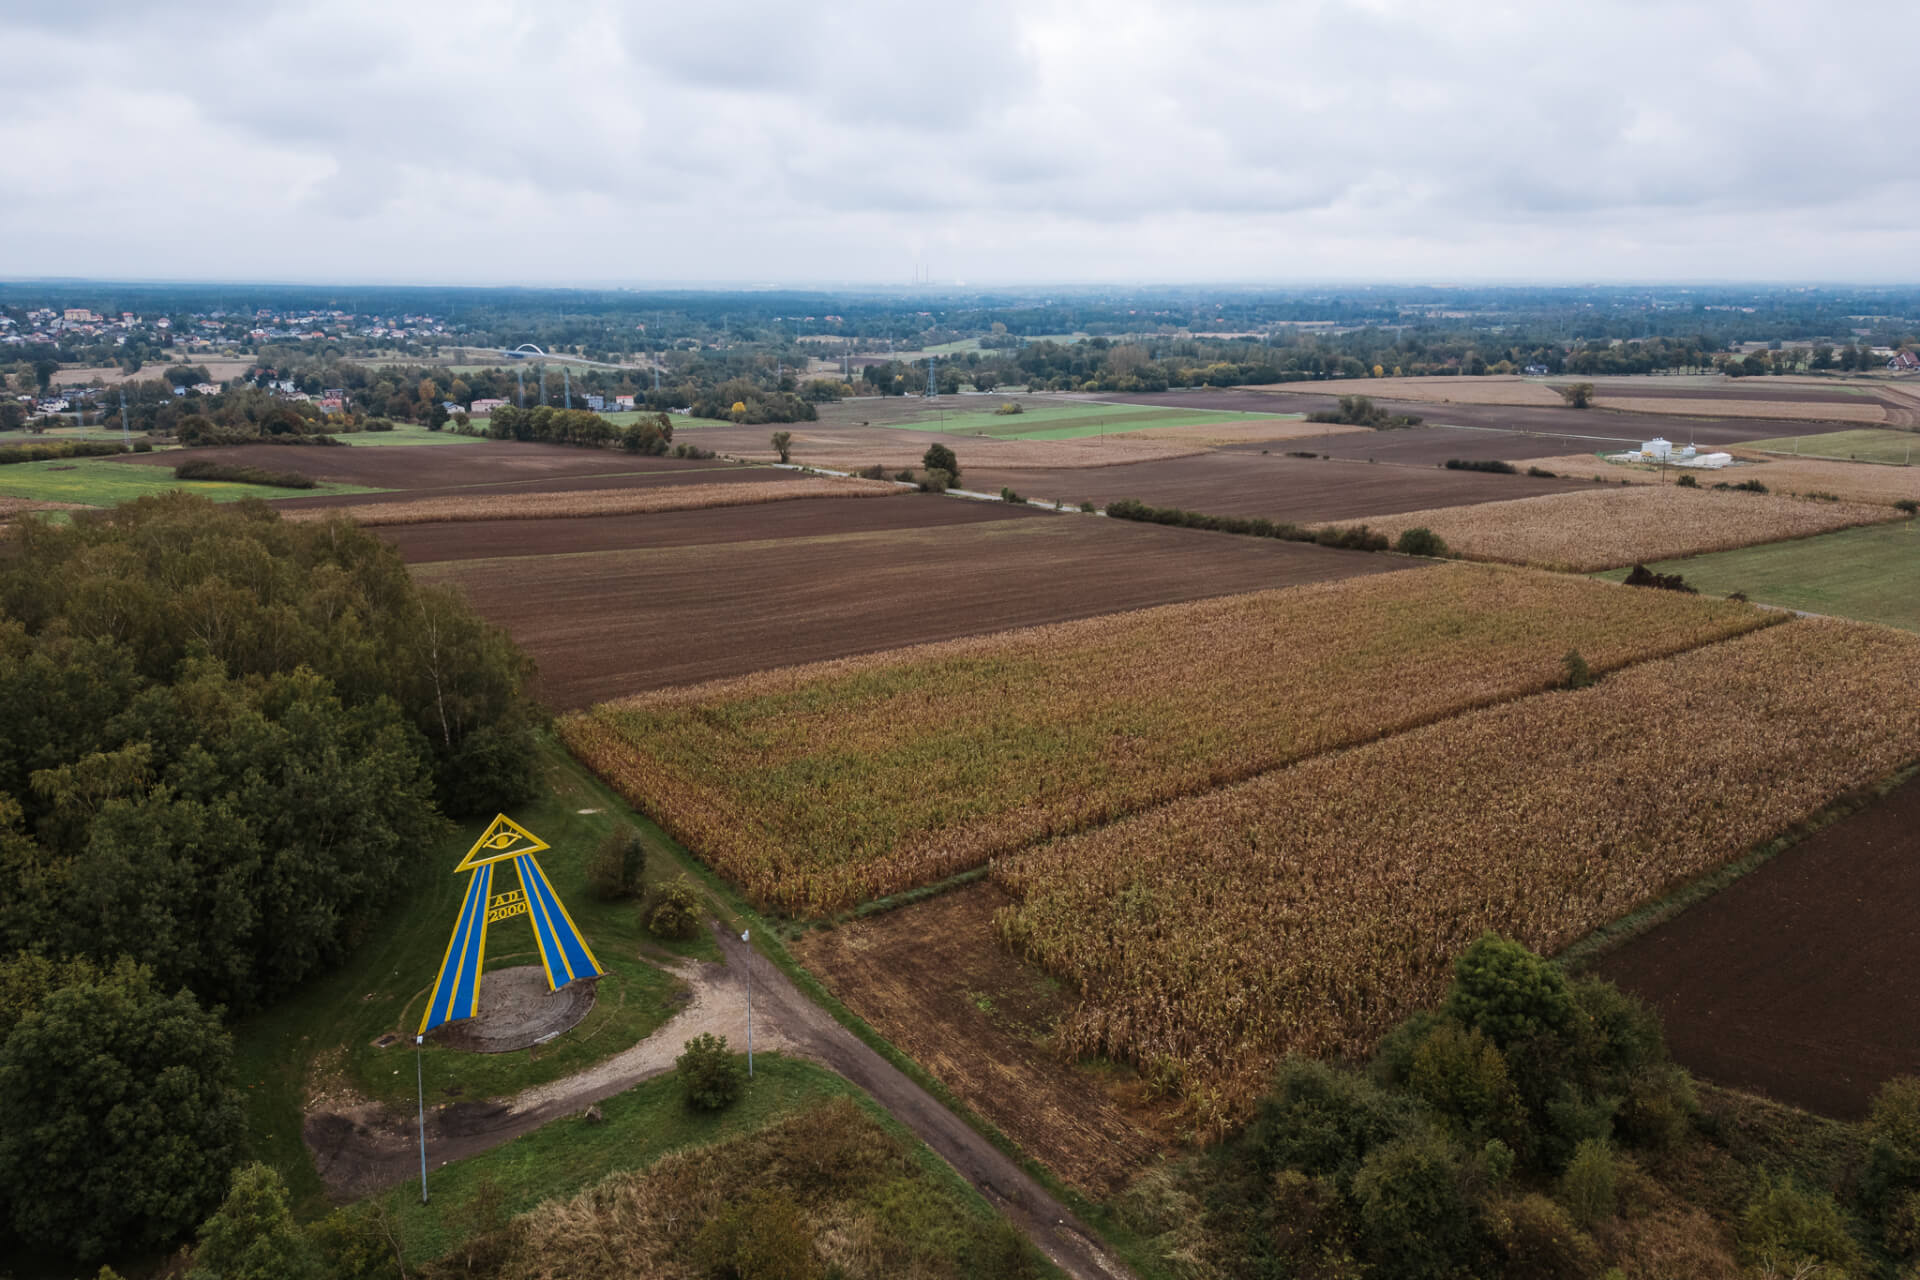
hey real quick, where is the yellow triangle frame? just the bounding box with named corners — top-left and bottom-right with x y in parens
top-left (453, 813), bottom-right (551, 871)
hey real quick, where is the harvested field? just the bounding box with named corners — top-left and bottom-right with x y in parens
top-left (688, 421), bottom-right (1203, 472)
top-left (560, 564), bottom-right (1768, 914)
top-left (380, 491), bottom-right (1028, 562)
top-left (286, 476), bottom-right (897, 526)
top-left (1108, 417), bottom-right (1363, 446)
top-left (1597, 772), bottom-right (1920, 1120)
top-left (1593, 395), bottom-right (1886, 424)
top-left (419, 504), bottom-right (1405, 710)
top-left (279, 465), bottom-right (799, 511)
top-left (964, 451), bottom-right (1582, 522)
top-left (1344, 485), bottom-right (1898, 572)
top-left (794, 882), bottom-right (1165, 1195)
top-left (1525, 451), bottom-right (1920, 508)
top-left (992, 618), bottom-right (1920, 1131)
top-left (1245, 375), bottom-right (1567, 406)
top-left (111, 440), bottom-right (731, 492)
top-left (52, 358), bottom-right (252, 387)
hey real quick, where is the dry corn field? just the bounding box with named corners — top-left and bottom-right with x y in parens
top-left (992, 618), bottom-right (1920, 1134)
top-left (282, 476), bottom-right (899, 526)
top-left (1347, 485), bottom-right (1897, 572)
top-left (1527, 452), bottom-right (1920, 508)
top-left (560, 564), bottom-right (1769, 914)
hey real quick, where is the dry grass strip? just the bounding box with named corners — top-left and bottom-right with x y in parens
top-left (993, 617), bottom-right (1920, 1133)
top-left (1530, 452), bottom-right (1920, 508)
top-left (284, 476), bottom-right (900, 526)
top-left (1345, 485), bottom-right (1898, 572)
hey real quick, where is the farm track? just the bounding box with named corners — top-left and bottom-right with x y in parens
top-left (308, 927), bottom-right (1133, 1280)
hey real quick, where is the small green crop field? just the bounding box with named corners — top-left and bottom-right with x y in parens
top-left (1596, 520), bottom-right (1920, 631)
top-left (231, 742), bottom-right (720, 1213)
top-left (334, 422), bottom-right (486, 446)
top-left (602, 410), bottom-right (736, 430)
top-left (1735, 428), bottom-right (1920, 465)
top-left (891, 401), bottom-right (1306, 441)
top-left (0, 457), bottom-right (378, 506)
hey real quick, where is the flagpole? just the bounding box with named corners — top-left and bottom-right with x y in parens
top-left (416, 1035), bottom-right (429, 1203)
top-left (741, 929), bottom-right (753, 1079)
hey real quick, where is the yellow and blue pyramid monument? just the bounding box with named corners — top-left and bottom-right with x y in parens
top-left (420, 814), bottom-right (603, 1035)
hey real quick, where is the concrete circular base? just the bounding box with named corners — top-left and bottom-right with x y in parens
top-left (429, 965), bottom-right (596, 1053)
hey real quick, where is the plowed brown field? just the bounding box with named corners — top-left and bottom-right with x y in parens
top-left (412, 500), bottom-right (1406, 708)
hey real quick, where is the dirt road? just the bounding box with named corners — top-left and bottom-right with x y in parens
top-left (305, 926), bottom-right (1133, 1280)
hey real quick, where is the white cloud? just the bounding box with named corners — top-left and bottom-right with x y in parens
top-left (2, 0), bottom-right (1918, 283)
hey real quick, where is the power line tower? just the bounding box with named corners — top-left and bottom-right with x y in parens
top-left (119, 389), bottom-right (129, 445)
top-left (537, 364), bottom-right (548, 407)
top-left (562, 367), bottom-right (572, 410)
top-left (515, 365), bottom-right (525, 408)
top-left (926, 355), bottom-right (937, 398)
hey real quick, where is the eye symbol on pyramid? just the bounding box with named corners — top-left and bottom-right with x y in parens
top-left (483, 832), bottom-right (521, 849)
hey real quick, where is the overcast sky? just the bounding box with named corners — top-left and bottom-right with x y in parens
top-left (5, 0), bottom-right (1919, 286)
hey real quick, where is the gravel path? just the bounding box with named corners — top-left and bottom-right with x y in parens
top-left (304, 925), bottom-right (1132, 1280)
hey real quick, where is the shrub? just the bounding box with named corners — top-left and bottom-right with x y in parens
top-left (1559, 1139), bottom-right (1619, 1228)
top-left (1444, 458), bottom-right (1518, 474)
top-left (1446, 935), bottom-right (1576, 1050)
top-left (916, 467), bottom-right (952, 494)
top-left (1615, 1063), bottom-right (1697, 1152)
top-left (1623, 563), bottom-right (1696, 593)
top-left (993, 401), bottom-right (1024, 416)
top-left (586, 827), bottom-right (646, 900)
top-left (1079, 500), bottom-right (1095, 513)
top-left (1526, 466), bottom-right (1557, 478)
top-left (893, 469), bottom-right (915, 483)
top-left (1885, 1188), bottom-right (1920, 1259)
top-left (1352, 1128), bottom-right (1480, 1280)
top-left (1395, 526), bottom-right (1449, 557)
top-left (1896, 499), bottom-right (1918, 514)
top-left (0, 439), bottom-right (129, 465)
top-left (1248, 1059), bottom-right (1420, 1187)
top-left (647, 878), bottom-right (704, 940)
top-left (857, 464), bottom-right (887, 480)
top-left (1562, 649), bottom-right (1594, 689)
top-left (770, 430), bottom-right (792, 463)
top-left (1493, 1193), bottom-right (1602, 1280)
top-left (190, 1163), bottom-right (321, 1280)
top-left (1674, 473), bottom-right (1699, 488)
top-left (693, 1188), bottom-right (817, 1279)
top-left (1406, 1021), bottom-right (1523, 1142)
top-left (1557, 382), bottom-right (1595, 409)
top-left (1738, 1176), bottom-right (1869, 1278)
top-left (1866, 1077), bottom-right (1920, 1220)
top-left (173, 458), bottom-right (316, 489)
top-left (921, 442), bottom-right (959, 483)
top-left (676, 1032), bottom-right (745, 1111)
top-left (1000, 486), bottom-right (1026, 504)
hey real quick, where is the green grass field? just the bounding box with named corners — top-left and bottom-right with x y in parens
top-left (335, 422), bottom-right (487, 446)
top-left (1597, 520), bottom-right (1920, 631)
top-left (893, 401), bottom-right (1306, 441)
top-left (232, 744), bottom-right (719, 1214)
top-left (1735, 428), bottom-right (1920, 465)
top-left (0, 456), bottom-right (378, 506)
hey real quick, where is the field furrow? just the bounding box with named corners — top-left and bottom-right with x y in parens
top-left (991, 618), bottom-right (1920, 1133)
top-left (561, 564), bottom-right (1771, 914)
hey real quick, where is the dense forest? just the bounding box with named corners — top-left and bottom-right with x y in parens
top-left (0, 497), bottom-right (541, 1265)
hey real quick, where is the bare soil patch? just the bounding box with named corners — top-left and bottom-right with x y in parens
top-left (1108, 418), bottom-right (1369, 446)
top-left (965, 451), bottom-right (1583, 523)
top-left (1593, 395), bottom-right (1886, 424)
top-left (408, 505), bottom-right (1407, 708)
top-left (428, 966), bottom-right (597, 1054)
top-left (691, 421), bottom-right (1203, 472)
top-left (112, 441), bottom-right (731, 493)
top-left (1246, 375), bottom-right (1568, 406)
top-left (1597, 773), bottom-right (1920, 1119)
top-left (287, 476), bottom-right (897, 526)
top-left (795, 883), bottom-right (1169, 1196)
top-left (380, 492), bottom-right (1026, 563)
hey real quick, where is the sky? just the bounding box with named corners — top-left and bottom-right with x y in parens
top-left (4, 0), bottom-right (1919, 286)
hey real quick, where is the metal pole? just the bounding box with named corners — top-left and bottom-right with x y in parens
top-left (741, 929), bottom-right (753, 1078)
top-left (416, 1036), bottom-right (429, 1203)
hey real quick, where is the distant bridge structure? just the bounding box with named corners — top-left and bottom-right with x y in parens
top-left (503, 344), bottom-right (548, 358)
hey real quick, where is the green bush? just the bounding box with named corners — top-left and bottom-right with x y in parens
top-left (770, 430), bottom-right (792, 463)
top-left (1738, 1176), bottom-right (1868, 1278)
top-left (676, 1032), bottom-right (745, 1112)
top-left (1352, 1128), bottom-right (1480, 1280)
top-left (173, 458), bottom-right (317, 489)
top-left (1896, 499), bottom-right (1918, 514)
top-left (1406, 1021), bottom-right (1523, 1142)
top-left (999, 486), bottom-right (1026, 504)
top-left (921, 442), bottom-right (959, 484)
top-left (586, 827), bottom-right (646, 900)
top-left (1558, 1139), bottom-right (1618, 1229)
top-left (1248, 1059), bottom-right (1420, 1187)
top-left (1674, 472), bottom-right (1699, 488)
top-left (0, 439), bottom-right (130, 465)
top-left (1445, 935), bottom-right (1576, 1051)
top-left (1443, 458), bottom-right (1517, 474)
top-left (1394, 526), bottom-right (1449, 557)
top-left (647, 878), bottom-right (704, 940)
top-left (1079, 500), bottom-right (1095, 512)
top-left (189, 1163), bottom-right (321, 1280)
top-left (1867, 1077), bottom-right (1920, 1221)
top-left (1614, 1063), bottom-right (1697, 1152)
top-left (693, 1188), bottom-right (817, 1279)
top-left (1562, 649), bottom-right (1595, 689)
top-left (916, 467), bottom-right (952, 494)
